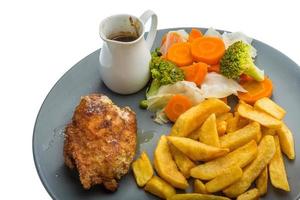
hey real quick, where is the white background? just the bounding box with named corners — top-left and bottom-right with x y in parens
top-left (0, 0), bottom-right (299, 199)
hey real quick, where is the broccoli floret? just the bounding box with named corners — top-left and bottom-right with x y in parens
top-left (146, 48), bottom-right (184, 98)
top-left (140, 49), bottom-right (184, 109)
top-left (220, 41), bottom-right (264, 81)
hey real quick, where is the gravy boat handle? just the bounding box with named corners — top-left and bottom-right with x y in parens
top-left (140, 10), bottom-right (158, 50)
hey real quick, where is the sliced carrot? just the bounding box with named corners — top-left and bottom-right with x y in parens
top-left (239, 74), bottom-right (254, 83)
top-left (238, 77), bottom-right (273, 104)
top-left (191, 37), bottom-right (225, 65)
top-left (208, 64), bottom-right (220, 73)
top-left (188, 28), bottom-right (203, 43)
top-left (181, 62), bottom-right (208, 86)
top-left (167, 42), bottom-right (193, 67)
top-left (164, 95), bottom-right (192, 122)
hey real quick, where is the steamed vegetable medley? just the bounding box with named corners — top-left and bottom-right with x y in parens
top-left (141, 28), bottom-right (273, 123)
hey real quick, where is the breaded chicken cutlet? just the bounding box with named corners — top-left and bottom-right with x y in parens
top-left (64, 94), bottom-right (137, 191)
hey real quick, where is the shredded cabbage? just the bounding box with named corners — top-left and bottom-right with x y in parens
top-left (200, 72), bottom-right (247, 98)
top-left (147, 81), bottom-right (205, 124)
top-left (154, 109), bottom-right (169, 124)
top-left (160, 30), bottom-right (189, 56)
top-left (205, 28), bottom-right (257, 58)
top-left (204, 27), bottom-right (222, 38)
top-left (222, 32), bottom-right (257, 57)
top-left (147, 94), bottom-right (174, 112)
top-left (156, 81), bottom-right (204, 105)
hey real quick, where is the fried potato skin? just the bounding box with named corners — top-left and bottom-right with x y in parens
top-left (169, 144), bottom-right (196, 178)
top-left (217, 120), bottom-right (227, 136)
top-left (170, 99), bottom-right (230, 137)
top-left (226, 114), bottom-right (239, 133)
top-left (277, 123), bottom-right (295, 160)
top-left (254, 97), bottom-right (286, 120)
top-left (236, 188), bottom-right (259, 200)
top-left (237, 115), bottom-right (250, 129)
top-left (199, 113), bottom-right (220, 147)
top-left (132, 152), bottom-right (154, 187)
top-left (190, 140), bottom-right (257, 180)
top-left (261, 127), bottom-right (277, 138)
top-left (167, 136), bottom-right (229, 161)
top-left (188, 114), bottom-right (228, 139)
top-left (188, 128), bottom-right (200, 140)
top-left (237, 102), bottom-right (282, 128)
top-left (269, 136), bottom-right (290, 191)
top-left (144, 176), bottom-right (176, 199)
top-left (154, 135), bottom-right (189, 189)
top-left (255, 167), bottom-right (268, 196)
top-left (220, 122), bottom-right (260, 151)
top-left (194, 179), bottom-right (208, 194)
top-left (167, 193), bottom-right (231, 200)
top-left (223, 135), bottom-right (276, 198)
top-left (205, 165), bottom-right (243, 193)
top-left (216, 112), bottom-right (233, 122)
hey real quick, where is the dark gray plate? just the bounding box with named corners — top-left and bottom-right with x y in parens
top-left (33, 28), bottom-right (300, 200)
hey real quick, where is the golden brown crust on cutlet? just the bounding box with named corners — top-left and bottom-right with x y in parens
top-left (64, 94), bottom-right (137, 191)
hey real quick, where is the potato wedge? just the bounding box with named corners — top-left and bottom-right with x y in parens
top-left (269, 136), bottom-right (290, 191)
top-left (261, 126), bottom-right (277, 136)
top-left (191, 140), bottom-right (257, 180)
top-left (236, 188), bottom-right (259, 200)
top-left (220, 122), bottom-right (260, 151)
top-left (169, 143), bottom-right (196, 178)
top-left (226, 114), bottom-right (239, 133)
top-left (216, 112), bottom-right (233, 122)
top-left (199, 113), bottom-right (220, 147)
top-left (170, 99), bottom-right (230, 137)
top-left (167, 193), bottom-right (230, 200)
top-left (216, 112), bottom-right (232, 136)
top-left (256, 128), bottom-right (262, 142)
top-left (216, 120), bottom-right (227, 136)
top-left (132, 151), bottom-right (154, 187)
top-left (237, 115), bottom-right (249, 129)
top-left (254, 97), bottom-right (286, 120)
top-left (188, 128), bottom-right (200, 140)
top-left (194, 179), bottom-right (208, 194)
top-left (234, 100), bottom-right (245, 112)
top-left (167, 136), bottom-right (229, 161)
top-left (144, 176), bottom-right (176, 199)
top-left (205, 165), bottom-right (243, 193)
top-left (255, 167), bottom-right (268, 196)
top-left (189, 116), bottom-right (225, 139)
top-left (223, 135), bottom-right (276, 197)
top-left (237, 102), bottom-right (282, 128)
top-left (154, 135), bottom-right (189, 189)
top-left (277, 122), bottom-right (295, 160)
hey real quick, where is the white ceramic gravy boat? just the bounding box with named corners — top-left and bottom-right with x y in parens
top-left (99, 10), bottom-right (158, 94)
